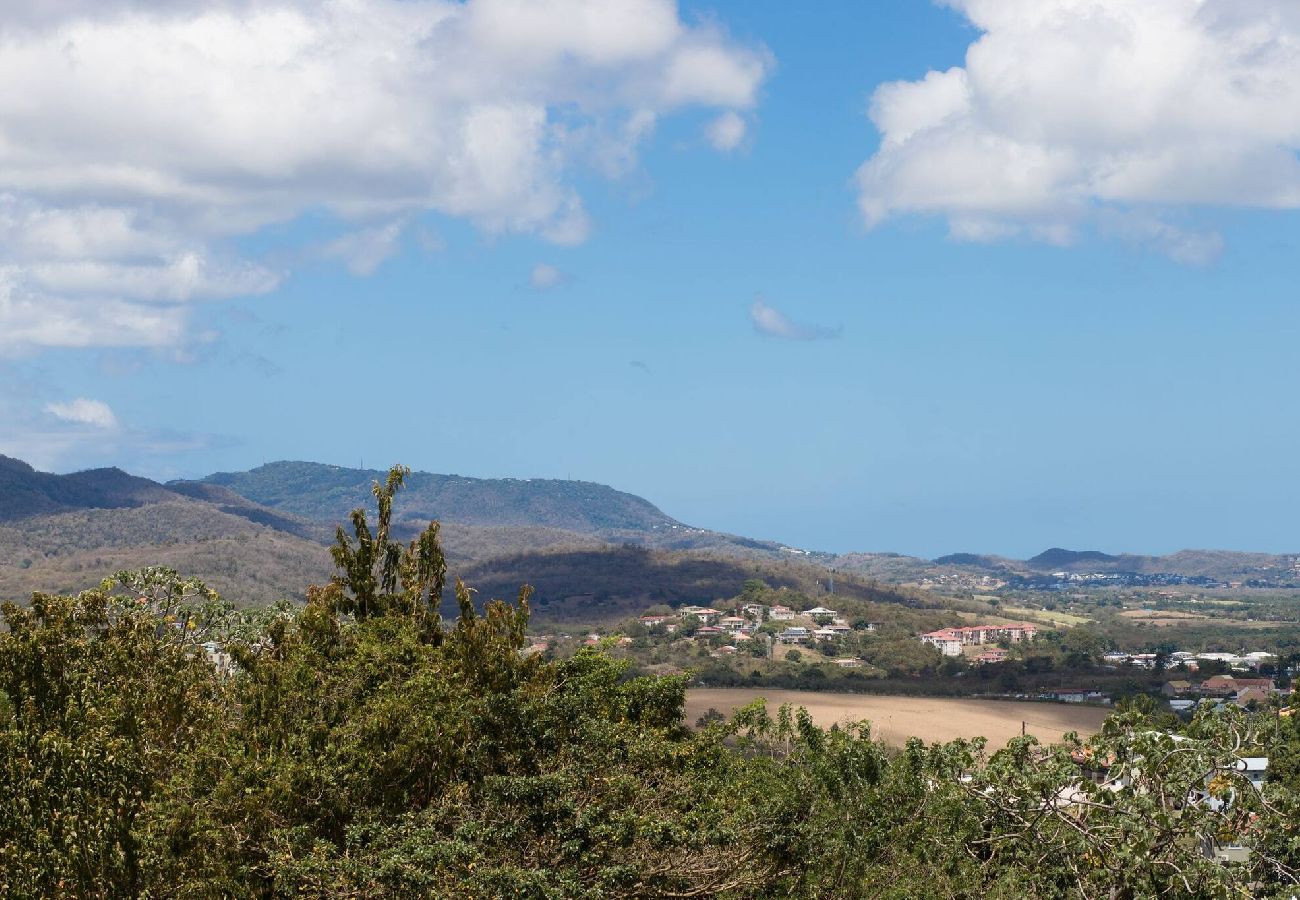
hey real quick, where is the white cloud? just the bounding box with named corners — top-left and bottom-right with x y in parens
top-left (321, 221), bottom-right (408, 276)
top-left (856, 0), bottom-right (1300, 261)
top-left (706, 111), bottom-right (747, 152)
top-left (0, 0), bottom-right (771, 354)
top-left (749, 297), bottom-right (841, 341)
top-left (44, 397), bottom-right (118, 429)
top-left (529, 262), bottom-right (572, 291)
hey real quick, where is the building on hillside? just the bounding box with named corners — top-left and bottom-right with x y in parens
top-left (920, 623), bottom-right (1037, 655)
top-left (719, 616), bottom-right (747, 632)
top-left (769, 605), bottom-right (795, 621)
top-left (639, 615), bottom-right (675, 628)
top-left (805, 606), bottom-right (837, 619)
top-left (740, 603), bottom-right (768, 619)
top-left (920, 628), bottom-right (965, 656)
top-left (1236, 686), bottom-right (1272, 707)
top-left (975, 649), bottom-right (1009, 664)
top-left (778, 626), bottom-right (810, 644)
top-left (834, 658), bottom-right (863, 668)
top-left (679, 606), bottom-right (720, 624)
top-left (1163, 680), bottom-right (1193, 697)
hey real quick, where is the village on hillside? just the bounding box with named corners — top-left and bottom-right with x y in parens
top-left (516, 593), bottom-right (1290, 714)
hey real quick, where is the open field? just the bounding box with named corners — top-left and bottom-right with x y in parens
top-left (685, 688), bottom-right (1110, 747)
top-left (1000, 605), bottom-right (1091, 627)
top-left (1120, 609), bottom-right (1208, 621)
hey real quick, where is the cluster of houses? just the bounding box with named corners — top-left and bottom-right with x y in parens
top-left (1103, 649), bottom-right (1276, 672)
top-left (1162, 674), bottom-right (1279, 710)
top-left (918, 623), bottom-right (1039, 658)
top-left (637, 601), bottom-right (879, 663)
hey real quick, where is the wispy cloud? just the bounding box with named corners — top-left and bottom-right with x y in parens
top-left (705, 111), bottom-right (747, 152)
top-left (45, 397), bottom-right (118, 429)
top-left (320, 221), bottom-right (407, 276)
top-left (749, 297), bottom-right (841, 341)
top-left (529, 263), bottom-right (573, 291)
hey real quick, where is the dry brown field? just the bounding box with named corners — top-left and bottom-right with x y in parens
top-left (685, 688), bottom-right (1110, 747)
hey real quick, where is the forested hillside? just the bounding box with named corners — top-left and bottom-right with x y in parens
top-left (190, 460), bottom-right (687, 534)
top-left (2, 469), bottom-right (1297, 898)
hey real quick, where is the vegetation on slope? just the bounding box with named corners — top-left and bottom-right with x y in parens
top-left (3, 467), bottom-right (1300, 898)
top-left (192, 460), bottom-right (685, 533)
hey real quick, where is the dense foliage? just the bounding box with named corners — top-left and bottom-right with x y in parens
top-left (3, 468), bottom-right (1299, 898)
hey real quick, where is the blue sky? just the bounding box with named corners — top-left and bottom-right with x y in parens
top-left (3, 0), bottom-right (1300, 558)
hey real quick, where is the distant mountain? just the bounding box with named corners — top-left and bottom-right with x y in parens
top-left (0, 456), bottom-right (833, 617)
top-left (0, 454), bottom-right (175, 521)
top-left (186, 461), bottom-right (685, 535)
top-left (933, 553), bottom-right (1013, 569)
top-left (1025, 548), bottom-right (1121, 571)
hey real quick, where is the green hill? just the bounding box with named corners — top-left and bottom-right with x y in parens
top-left (187, 461), bottom-right (685, 534)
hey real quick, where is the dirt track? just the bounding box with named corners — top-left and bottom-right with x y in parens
top-left (685, 688), bottom-right (1109, 747)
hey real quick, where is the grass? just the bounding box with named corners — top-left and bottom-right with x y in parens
top-left (1001, 605), bottom-right (1092, 627)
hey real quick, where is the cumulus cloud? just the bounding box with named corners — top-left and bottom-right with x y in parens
top-left (0, 0), bottom-right (771, 354)
top-left (44, 397), bottom-right (118, 429)
top-left (856, 0), bottom-right (1300, 261)
top-left (528, 263), bottom-right (573, 291)
top-left (749, 297), bottom-right (841, 341)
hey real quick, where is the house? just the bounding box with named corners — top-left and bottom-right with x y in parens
top-left (825, 623), bottom-right (851, 634)
top-left (679, 606), bottom-right (720, 624)
top-left (812, 627), bottom-right (838, 639)
top-left (920, 628), bottom-right (965, 657)
top-left (1235, 686), bottom-right (1272, 707)
top-left (740, 602), bottom-right (768, 619)
top-left (639, 615), bottom-right (675, 628)
top-left (769, 605), bottom-right (795, 621)
top-left (861, 622), bottom-right (879, 632)
top-left (1196, 756), bottom-right (1269, 864)
top-left (719, 616), bottom-right (747, 632)
top-left (1162, 680), bottom-right (1192, 697)
top-left (1169, 699), bottom-right (1197, 713)
top-left (201, 641), bottom-right (235, 675)
top-left (834, 658), bottom-right (863, 668)
top-left (777, 626), bottom-right (810, 644)
top-left (805, 606), bottom-right (838, 620)
top-left (975, 649), bottom-right (1009, 664)
top-left (1200, 675), bottom-right (1274, 698)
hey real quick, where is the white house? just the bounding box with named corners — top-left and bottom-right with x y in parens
top-left (778, 626), bottom-right (810, 644)
top-left (769, 605), bottom-right (795, 621)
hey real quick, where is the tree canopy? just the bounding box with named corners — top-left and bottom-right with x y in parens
top-left (1, 466), bottom-right (1299, 898)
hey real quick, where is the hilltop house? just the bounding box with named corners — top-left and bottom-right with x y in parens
top-left (679, 606), bottom-right (720, 624)
top-left (778, 626), bottom-right (810, 644)
top-left (805, 606), bottom-right (837, 620)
